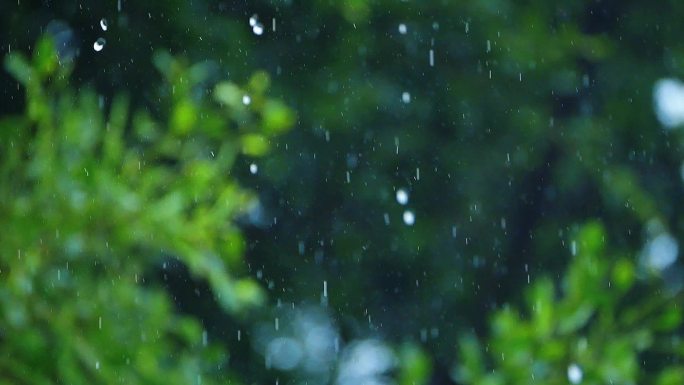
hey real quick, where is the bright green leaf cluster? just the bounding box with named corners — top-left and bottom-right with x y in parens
top-left (0, 36), bottom-right (293, 385)
top-left (455, 222), bottom-right (684, 385)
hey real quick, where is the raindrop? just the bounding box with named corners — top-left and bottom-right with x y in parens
top-left (429, 49), bottom-right (434, 67)
top-left (98, 316), bottom-right (102, 330)
top-left (398, 23), bottom-right (407, 34)
top-left (654, 78), bottom-right (684, 128)
top-left (401, 91), bottom-right (411, 103)
top-left (93, 38), bottom-right (106, 52)
top-left (250, 163), bottom-right (258, 174)
top-left (242, 95), bottom-right (251, 105)
top-left (323, 280), bottom-right (328, 297)
top-left (95, 361), bottom-right (100, 370)
top-left (403, 210), bottom-right (415, 226)
top-left (396, 189), bottom-right (409, 205)
top-left (249, 14), bottom-right (258, 27)
top-left (644, 233), bottom-right (679, 270)
top-left (571, 240), bottom-right (577, 256)
top-left (567, 363), bottom-right (583, 384)
top-left (252, 23), bottom-right (264, 36)
top-left (100, 18), bottom-right (108, 31)
top-left (202, 330), bottom-right (208, 346)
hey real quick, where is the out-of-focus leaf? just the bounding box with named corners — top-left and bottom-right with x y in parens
top-left (262, 100), bottom-right (295, 135)
top-left (241, 133), bottom-right (270, 156)
top-left (398, 343), bottom-right (432, 385)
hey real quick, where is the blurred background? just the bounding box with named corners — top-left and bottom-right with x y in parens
top-left (2, 1), bottom-right (684, 384)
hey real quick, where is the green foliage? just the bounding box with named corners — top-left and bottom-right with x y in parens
top-left (2, 1), bottom-right (684, 384)
top-left (0, 36), bottom-right (293, 384)
top-left (455, 222), bottom-right (683, 385)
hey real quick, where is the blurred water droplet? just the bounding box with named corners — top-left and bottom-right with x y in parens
top-left (567, 363), bottom-right (583, 384)
top-left (396, 189), bottom-right (409, 205)
top-left (100, 18), bottom-right (108, 31)
top-left (654, 78), bottom-right (684, 128)
top-left (253, 23), bottom-right (264, 36)
top-left (93, 38), bottom-right (106, 52)
top-left (644, 232), bottom-right (679, 271)
top-left (401, 91), bottom-right (411, 103)
top-left (95, 361), bottom-right (100, 370)
top-left (249, 14), bottom-right (258, 27)
top-left (403, 210), bottom-right (415, 226)
top-left (398, 23), bottom-right (407, 34)
top-left (242, 95), bottom-right (251, 105)
top-left (250, 163), bottom-right (258, 174)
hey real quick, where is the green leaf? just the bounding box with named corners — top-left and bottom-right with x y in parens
top-left (398, 343), bottom-right (433, 385)
top-left (241, 133), bottom-right (270, 156)
top-left (262, 100), bottom-right (295, 135)
top-left (33, 36), bottom-right (58, 78)
top-left (4, 53), bottom-right (34, 86)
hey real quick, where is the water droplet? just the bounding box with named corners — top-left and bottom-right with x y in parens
top-left (250, 163), bottom-right (258, 174)
top-left (396, 189), bottom-right (409, 205)
top-left (249, 14), bottom-right (258, 27)
top-left (398, 23), bottom-right (407, 34)
top-left (654, 78), bottom-right (684, 128)
top-left (429, 49), bottom-right (434, 67)
top-left (242, 95), bottom-right (251, 105)
top-left (252, 23), bottom-right (264, 36)
top-left (323, 280), bottom-right (328, 297)
top-left (401, 91), bottom-right (411, 103)
top-left (644, 232), bottom-right (679, 270)
top-left (93, 38), bottom-right (106, 52)
top-left (95, 361), bottom-right (100, 370)
top-left (100, 18), bottom-right (108, 31)
top-left (403, 210), bottom-right (415, 226)
top-left (202, 330), bottom-right (208, 346)
top-left (567, 363), bottom-right (583, 384)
